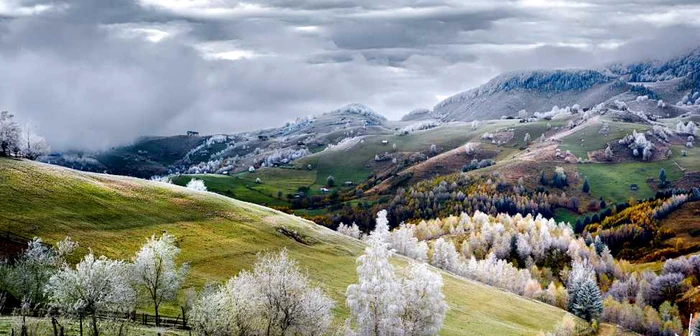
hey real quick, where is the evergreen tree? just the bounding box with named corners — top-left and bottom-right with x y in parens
top-left (594, 236), bottom-right (605, 255)
top-left (327, 175), bottom-right (335, 187)
top-left (574, 219), bottom-right (584, 234)
top-left (567, 261), bottom-right (603, 322)
top-left (659, 168), bottom-right (667, 187)
top-left (570, 279), bottom-right (603, 321)
top-left (599, 198), bottom-right (606, 209)
top-left (692, 315), bottom-right (700, 336)
top-left (540, 171), bottom-right (548, 186)
top-left (582, 177), bottom-right (590, 193)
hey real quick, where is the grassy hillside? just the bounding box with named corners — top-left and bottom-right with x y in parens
top-left (0, 158), bottom-right (571, 335)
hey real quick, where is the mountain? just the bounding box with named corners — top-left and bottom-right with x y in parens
top-left (0, 157), bottom-right (572, 335)
top-left (432, 69), bottom-right (624, 121)
top-left (42, 103), bottom-right (393, 178)
top-left (425, 48), bottom-right (700, 122)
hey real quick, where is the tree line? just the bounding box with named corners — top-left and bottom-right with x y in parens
top-left (0, 217), bottom-right (449, 336)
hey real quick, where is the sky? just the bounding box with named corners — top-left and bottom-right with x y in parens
top-left (1, 0), bottom-right (699, 150)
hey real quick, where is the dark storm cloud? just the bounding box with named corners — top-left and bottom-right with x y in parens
top-left (0, 0), bottom-right (699, 150)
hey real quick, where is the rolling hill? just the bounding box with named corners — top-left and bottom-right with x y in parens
top-left (0, 158), bottom-right (573, 335)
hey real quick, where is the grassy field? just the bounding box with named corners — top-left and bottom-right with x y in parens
top-left (577, 160), bottom-right (684, 201)
top-left (294, 122), bottom-right (492, 190)
top-left (559, 120), bottom-right (650, 158)
top-left (0, 158), bottom-right (571, 335)
top-left (553, 208), bottom-right (580, 226)
top-left (172, 167), bottom-right (317, 207)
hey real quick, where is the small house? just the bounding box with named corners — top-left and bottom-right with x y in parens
top-left (187, 131), bottom-right (199, 136)
top-left (381, 140), bottom-right (389, 145)
top-left (258, 135), bottom-right (269, 141)
top-left (344, 181), bottom-right (354, 186)
top-left (630, 184), bottom-right (639, 191)
top-left (320, 187), bottom-right (330, 193)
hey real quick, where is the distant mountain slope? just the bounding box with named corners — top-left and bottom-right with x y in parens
top-left (43, 103), bottom-right (393, 178)
top-left (433, 70), bottom-right (626, 121)
top-left (0, 158), bottom-right (571, 335)
top-left (609, 47), bottom-right (700, 88)
top-left (428, 47), bottom-right (700, 122)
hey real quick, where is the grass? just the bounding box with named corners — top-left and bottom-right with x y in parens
top-left (295, 123), bottom-right (490, 190)
top-left (672, 144), bottom-right (700, 170)
top-left (577, 160), bottom-right (684, 201)
top-left (0, 158), bottom-right (571, 335)
top-left (553, 208), bottom-right (580, 226)
top-left (0, 316), bottom-right (187, 336)
top-left (559, 120), bottom-right (650, 158)
top-left (172, 167), bottom-right (317, 207)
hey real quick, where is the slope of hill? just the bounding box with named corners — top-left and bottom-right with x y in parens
top-left (431, 70), bottom-right (625, 121)
top-left (0, 158), bottom-right (572, 335)
top-left (426, 48), bottom-right (700, 122)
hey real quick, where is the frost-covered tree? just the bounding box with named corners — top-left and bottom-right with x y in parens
top-left (20, 122), bottom-right (49, 160)
top-left (431, 238), bottom-right (459, 272)
top-left (604, 145), bottom-right (613, 161)
top-left (248, 250), bottom-right (334, 335)
top-left (188, 285), bottom-right (236, 336)
top-left (691, 314), bottom-right (700, 336)
top-left (567, 261), bottom-right (602, 321)
top-left (552, 167), bottom-right (568, 188)
top-left (132, 233), bottom-right (189, 326)
top-left (518, 110), bottom-right (529, 119)
top-left (619, 130), bottom-right (654, 160)
top-left (338, 222), bottom-right (363, 240)
top-left (346, 210), bottom-right (404, 335)
top-left (186, 178), bottom-right (207, 192)
top-left (0, 111), bottom-right (20, 156)
top-left (391, 224), bottom-right (428, 262)
top-left (524, 133), bottom-right (531, 144)
top-left (347, 211), bottom-right (446, 335)
top-left (676, 121), bottom-right (697, 136)
top-left (4, 237), bottom-right (77, 311)
top-left (46, 252), bottom-right (135, 336)
top-left (190, 250), bottom-right (333, 336)
top-left (400, 263), bottom-right (447, 335)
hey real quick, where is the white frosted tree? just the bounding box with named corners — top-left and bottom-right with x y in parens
top-left (188, 286), bottom-right (235, 336)
top-left (248, 249), bottom-right (334, 335)
top-left (604, 145), bottom-right (614, 161)
top-left (524, 133), bottom-right (531, 144)
top-left (6, 237), bottom-right (77, 311)
top-left (400, 263), bottom-right (447, 335)
top-left (346, 210), bottom-right (404, 335)
top-left (131, 233), bottom-right (189, 326)
top-left (471, 120), bottom-right (479, 130)
top-left (20, 122), bottom-right (49, 160)
top-left (186, 178), bottom-right (207, 192)
top-left (567, 260), bottom-right (602, 321)
top-left (46, 252), bottom-right (135, 336)
top-left (190, 250), bottom-right (334, 336)
top-left (431, 238), bottom-right (459, 272)
top-left (390, 224), bottom-right (428, 262)
top-left (338, 222), bottom-right (363, 240)
top-left (0, 111), bottom-right (20, 156)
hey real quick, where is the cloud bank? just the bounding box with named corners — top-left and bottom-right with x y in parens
top-left (1, 0), bottom-right (699, 150)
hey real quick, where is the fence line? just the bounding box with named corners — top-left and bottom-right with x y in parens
top-left (1, 306), bottom-right (190, 330)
